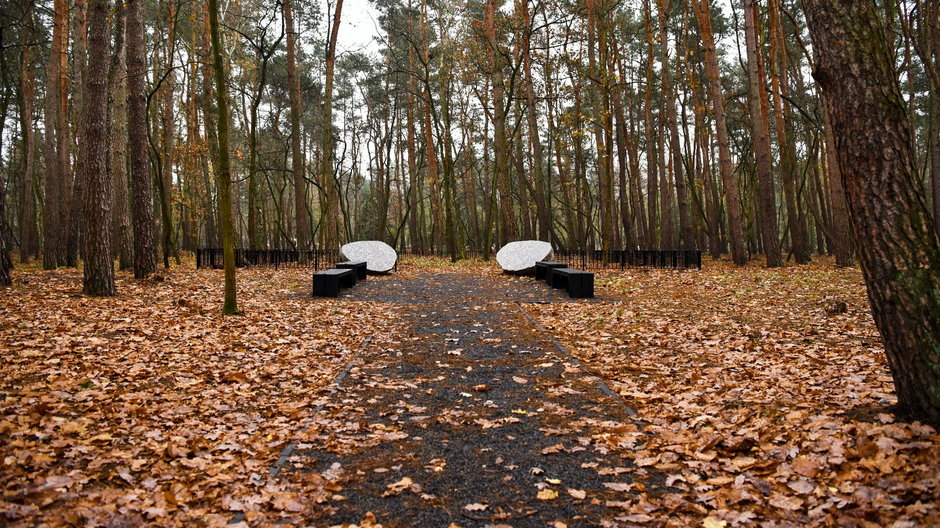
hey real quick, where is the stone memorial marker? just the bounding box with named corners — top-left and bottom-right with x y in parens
top-left (339, 240), bottom-right (398, 273)
top-left (496, 240), bottom-right (553, 274)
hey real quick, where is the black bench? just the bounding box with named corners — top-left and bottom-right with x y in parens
top-left (336, 261), bottom-right (367, 281)
top-left (549, 268), bottom-right (594, 298)
top-left (312, 268), bottom-right (356, 297)
top-left (535, 261), bottom-right (566, 281)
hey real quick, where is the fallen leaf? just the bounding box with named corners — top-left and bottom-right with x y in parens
top-left (537, 488), bottom-right (559, 500)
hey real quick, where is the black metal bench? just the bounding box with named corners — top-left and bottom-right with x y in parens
top-left (312, 268), bottom-right (356, 297)
top-left (535, 261), bottom-right (566, 281)
top-left (336, 261), bottom-right (367, 281)
top-left (549, 268), bottom-right (594, 298)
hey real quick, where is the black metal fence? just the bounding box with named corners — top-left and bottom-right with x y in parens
top-left (196, 248), bottom-right (340, 270)
top-left (552, 249), bottom-right (702, 270)
top-left (195, 247), bottom-right (701, 271)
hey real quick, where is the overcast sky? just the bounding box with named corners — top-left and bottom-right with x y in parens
top-left (334, 1), bottom-right (383, 57)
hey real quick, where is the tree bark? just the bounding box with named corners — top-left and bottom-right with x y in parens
top-left (284, 0), bottom-right (308, 250)
top-left (821, 95), bottom-right (855, 267)
top-left (743, 0), bottom-right (782, 267)
top-left (587, 0), bottom-right (614, 254)
top-left (643, 0), bottom-right (659, 248)
top-left (81, 0), bottom-right (115, 296)
top-left (127, 0), bottom-right (156, 278)
top-left (208, 0), bottom-right (238, 314)
top-left (0, 180), bottom-right (9, 285)
top-left (485, 0), bottom-right (515, 246)
top-left (657, 0), bottom-right (694, 249)
top-left (520, 0), bottom-right (550, 242)
top-left (320, 0), bottom-right (344, 250)
top-left (18, 3), bottom-right (38, 263)
top-left (768, 0), bottom-right (811, 263)
top-left (109, 0), bottom-right (132, 270)
top-left (67, 0), bottom-right (88, 267)
top-left (803, 0), bottom-right (940, 422)
top-left (158, 0), bottom-right (178, 266)
top-left (694, 0), bottom-right (747, 264)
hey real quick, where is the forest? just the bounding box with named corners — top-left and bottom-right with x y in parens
top-left (1, 0), bottom-right (939, 525)
top-left (0, 0), bottom-right (936, 271)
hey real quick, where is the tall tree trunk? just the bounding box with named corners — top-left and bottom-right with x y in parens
top-left (743, 0), bottom-right (782, 267)
top-left (284, 0), bottom-right (308, 250)
top-left (544, 21), bottom-right (576, 248)
top-left (158, 0), bottom-right (178, 265)
top-left (420, 2), bottom-right (442, 253)
top-left (768, 0), bottom-right (810, 264)
top-left (0, 40), bottom-right (11, 284)
top-left (81, 0), bottom-right (114, 296)
top-left (438, 53), bottom-right (459, 262)
top-left (320, 0), bottom-right (344, 250)
top-left (199, 4), bottom-right (220, 248)
top-left (45, 0), bottom-right (70, 268)
top-left (109, 0), bottom-right (132, 270)
top-left (42, 11), bottom-right (61, 270)
top-left (657, 0), bottom-right (694, 249)
top-left (803, 0), bottom-right (940, 423)
top-left (694, 0), bottom-right (747, 265)
top-left (643, 0), bottom-right (659, 248)
top-left (0, 179), bottom-right (9, 285)
top-left (406, 46), bottom-right (423, 253)
top-left (610, 36), bottom-right (636, 249)
top-left (127, 0), bottom-right (156, 278)
top-left (66, 0), bottom-right (88, 267)
top-left (18, 5), bottom-right (37, 263)
top-left (520, 0), bottom-right (550, 242)
top-left (931, 91), bottom-right (940, 238)
top-left (821, 95), bottom-right (855, 267)
top-left (208, 0), bottom-right (238, 314)
top-left (587, 0), bottom-right (614, 254)
top-left (486, 0), bottom-right (515, 245)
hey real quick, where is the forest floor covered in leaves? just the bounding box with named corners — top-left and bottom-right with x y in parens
top-left (1, 256), bottom-right (938, 527)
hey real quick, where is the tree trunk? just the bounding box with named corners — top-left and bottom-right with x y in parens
top-left (81, 0), bottom-right (114, 296)
top-left (67, 0), bottom-right (88, 267)
top-left (643, 0), bottom-right (659, 248)
top-left (320, 0), bottom-right (344, 250)
top-left (803, 0), bottom-right (940, 423)
top-left (0, 181), bottom-right (9, 285)
top-left (768, 0), bottom-right (810, 264)
top-left (109, 0), bottom-right (132, 270)
top-left (587, 0), bottom-right (613, 254)
top-left (43, 0), bottom-right (69, 269)
top-left (406, 46), bottom-right (423, 253)
top-left (127, 0), bottom-right (156, 278)
top-left (284, 0), bottom-right (308, 250)
top-left (544, 21), bottom-right (577, 248)
top-left (520, 0), bottom-right (550, 242)
top-left (821, 95), bottom-right (855, 267)
top-left (18, 5), bottom-right (38, 263)
top-left (486, 0), bottom-right (515, 246)
top-left (199, 4), bottom-right (221, 248)
top-left (694, 0), bottom-right (747, 265)
top-left (743, 0), bottom-right (782, 267)
top-left (158, 0), bottom-right (178, 265)
top-left (208, 0), bottom-right (238, 314)
top-left (657, 0), bottom-right (694, 249)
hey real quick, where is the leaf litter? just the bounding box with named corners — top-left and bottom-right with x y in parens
top-left (1, 256), bottom-right (937, 527)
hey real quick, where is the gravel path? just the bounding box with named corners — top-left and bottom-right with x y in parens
top-left (288, 272), bottom-right (660, 527)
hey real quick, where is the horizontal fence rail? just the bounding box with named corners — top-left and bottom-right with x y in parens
top-left (551, 249), bottom-right (702, 270)
top-left (196, 248), bottom-right (340, 270)
top-left (196, 248), bottom-right (701, 271)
